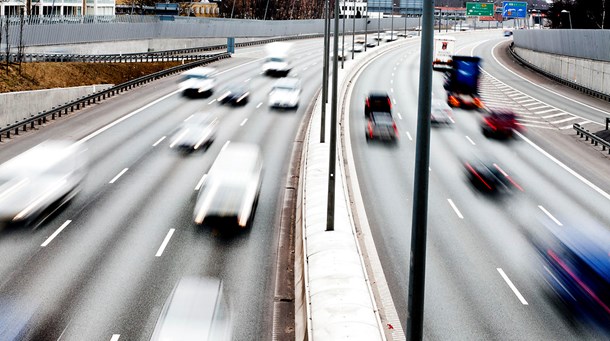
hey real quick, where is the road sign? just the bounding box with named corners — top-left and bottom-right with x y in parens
top-left (502, 1), bottom-right (527, 18)
top-left (466, 2), bottom-right (494, 17)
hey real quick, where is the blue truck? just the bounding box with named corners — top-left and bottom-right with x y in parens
top-left (444, 56), bottom-right (484, 109)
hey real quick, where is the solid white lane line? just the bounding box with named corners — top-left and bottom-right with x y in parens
top-left (195, 174), bottom-right (207, 191)
top-left (542, 113), bottom-right (566, 119)
top-left (397, 112), bottom-right (402, 120)
top-left (465, 136), bottom-right (476, 145)
top-left (551, 116), bottom-right (578, 124)
top-left (405, 131), bottom-right (413, 141)
top-left (511, 95), bottom-right (530, 100)
top-left (536, 108), bottom-right (559, 114)
top-left (447, 199), bottom-right (463, 219)
top-left (517, 99), bottom-right (537, 104)
top-left (240, 118), bottom-right (248, 126)
top-left (156, 229), bottom-right (175, 257)
top-left (256, 102), bottom-right (263, 109)
top-left (516, 131), bottom-right (610, 201)
top-left (522, 102), bottom-right (542, 107)
top-left (109, 168), bottom-right (128, 184)
top-left (528, 105), bottom-right (549, 111)
top-left (184, 114), bottom-right (194, 122)
top-left (497, 268), bottom-right (529, 305)
top-left (110, 335), bottom-right (120, 341)
top-left (41, 220), bottom-right (72, 247)
top-left (207, 99), bottom-right (216, 105)
top-left (538, 205), bottom-right (563, 226)
top-left (152, 136), bottom-right (166, 147)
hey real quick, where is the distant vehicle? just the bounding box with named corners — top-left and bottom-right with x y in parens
top-left (365, 92), bottom-right (392, 118)
top-left (503, 29), bottom-right (513, 37)
top-left (463, 159), bottom-right (517, 194)
top-left (349, 43), bottom-right (364, 53)
top-left (366, 111), bottom-right (399, 142)
top-left (217, 84), bottom-right (250, 106)
top-left (355, 36), bottom-right (366, 44)
top-left (365, 39), bottom-right (378, 48)
top-left (169, 113), bottom-right (218, 152)
top-left (384, 30), bottom-right (399, 42)
top-left (444, 55), bottom-right (484, 109)
top-left (531, 220), bottom-right (610, 331)
top-left (481, 109), bottom-right (523, 139)
top-left (150, 277), bottom-right (233, 341)
top-left (193, 142), bottom-right (262, 228)
top-left (332, 47), bottom-right (348, 61)
top-left (0, 140), bottom-right (87, 228)
top-left (268, 77), bottom-right (301, 110)
top-left (262, 42), bottom-right (292, 77)
top-left (397, 32), bottom-right (412, 38)
top-left (180, 67), bottom-right (216, 98)
top-left (452, 24), bottom-right (471, 31)
top-left (432, 35), bottom-right (456, 70)
top-left (430, 100), bottom-right (454, 126)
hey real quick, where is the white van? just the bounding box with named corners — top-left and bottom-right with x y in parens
top-left (432, 35), bottom-right (456, 70)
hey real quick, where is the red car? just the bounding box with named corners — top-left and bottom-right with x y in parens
top-left (481, 110), bottom-right (523, 138)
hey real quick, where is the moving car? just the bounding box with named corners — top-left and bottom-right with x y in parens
top-left (384, 31), bottom-right (398, 42)
top-left (365, 91), bottom-right (392, 118)
top-left (366, 111), bottom-right (399, 142)
top-left (481, 109), bottom-right (523, 138)
top-left (262, 42), bottom-right (292, 77)
top-left (180, 67), bottom-right (216, 98)
top-left (217, 85), bottom-right (250, 106)
top-left (169, 113), bottom-right (218, 152)
top-left (193, 142), bottom-right (262, 229)
top-left (430, 100), bottom-right (454, 126)
top-left (0, 140), bottom-right (87, 228)
top-left (150, 276), bottom-right (232, 341)
top-left (268, 77), bottom-right (301, 110)
top-left (463, 159), bottom-right (521, 194)
top-left (348, 43), bottom-right (364, 53)
top-left (366, 39), bottom-right (378, 48)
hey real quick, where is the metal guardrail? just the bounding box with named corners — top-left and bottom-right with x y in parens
top-left (573, 123), bottom-right (610, 154)
top-left (0, 53), bottom-right (230, 142)
top-left (508, 42), bottom-right (610, 103)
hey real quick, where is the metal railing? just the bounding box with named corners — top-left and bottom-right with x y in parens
top-left (0, 53), bottom-right (230, 142)
top-left (573, 123), bottom-right (610, 154)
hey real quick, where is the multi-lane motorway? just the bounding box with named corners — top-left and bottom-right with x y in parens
top-left (1, 29), bottom-right (609, 340)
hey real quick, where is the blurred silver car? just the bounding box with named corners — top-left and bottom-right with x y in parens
top-left (0, 140), bottom-right (87, 228)
top-left (268, 77), bottom-right (301, 110)
top-left (169, 113), bottom-right (218, 152)
top-left (194, 142), bottom-right (262, 228)
top-left (430, 100), bottom-right (454, 125)
top-left (150, 276), bottom-right (232, 341)
top-left (180, 67), bottom-right (217, 98)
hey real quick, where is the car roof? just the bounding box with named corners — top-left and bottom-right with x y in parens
top-left (273, 77), bottom-right (300, 89)
top-left (209, 142), bottom-right (262, 176)
top-left (182, 67), bottom-right (215, 77)
top-left (367, 91), bottom-right (389, 99)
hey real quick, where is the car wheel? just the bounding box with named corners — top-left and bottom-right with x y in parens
top-left (482, 128), bottom-right (490, 137)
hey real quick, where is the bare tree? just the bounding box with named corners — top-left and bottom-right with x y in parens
top-left (18, 9), bottom-right (25, 74)
top-left (4, 17), bottom-right (10, 75)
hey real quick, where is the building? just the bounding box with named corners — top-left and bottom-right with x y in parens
top-left (367, 0), bottom-right (423, 16)
top-left (339, 0), bottom-right (367, 18)
top-left (1, 0), bottom-right (115, 16)
top-left (181, 0), bottom-right (219, 17)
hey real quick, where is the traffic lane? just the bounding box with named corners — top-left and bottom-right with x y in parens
top-left (477, 39), bottom-right (610, 125)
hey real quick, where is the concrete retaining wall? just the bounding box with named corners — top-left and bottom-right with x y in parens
top-left (514, 46), bottom-right (610, 98)
top-left (0, 85), bottom-right (113, 128)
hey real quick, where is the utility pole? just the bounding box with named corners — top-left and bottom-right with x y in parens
top-left (327, 0), bottom-right (340, 232)
top-left (321, 0), bottom-right (330, 142)
top-left (352, 0), bottom-right (356, 59)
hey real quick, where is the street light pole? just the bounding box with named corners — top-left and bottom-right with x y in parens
top-left (377, 3), bottom-right (381, 46)
top-left (562, 9), bottom-right (572, 29)
top-left (352, 0), bottom-right (356, 59)
top-left (391, 0), bottom-right (394, 41)
top-left (364, 4), bottom-right (368, 51)
top-left (342, 5), bottom-right (346, 68)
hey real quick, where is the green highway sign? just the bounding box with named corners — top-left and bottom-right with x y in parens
top-left (466, 2), bottom-right (494, 16)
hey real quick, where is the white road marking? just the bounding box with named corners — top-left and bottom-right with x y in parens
top-left (465, 136), bottom-right (476, 145)
top-left (390, 79), bottom-right (393, 84)
top-left (551, 116), bottom-right (578, 124)
top-left (397, 112), bottom-right (402, 120)
top-left (109, 168), bottom-right (128, 184)
top-left (41, 220), bottom-right (72, 247)
top-left (240, 118), bottom-right (248, 126)
top-left (522, 102), bottom-right (541, 107)
top-left (538, 205), bottom-right (563, 226)
top-left (392, 73), bottom-right (395, 77)
top-left (497, 268), bottom-right (528, 305)
top-left (195, 174), bottom-right (207, 191)
top-left (244, 78), bottom-right (251, 83)
top-left (156, 229), bottom-right (176, 257)
top-left (528, 105), bottom-right (549, 111)
top-left (447, 199), bottom-right (463, 219)
top-left (536, 108), bottom-right (559, 114)
top-left (405, 131), bottom-right (413, 140)
top-left (391, 88), bottom-right (394, 93)
top-left (110, 335), bottom-right (120, 341)
top-left (516, 131), bottom-right (610, 201)
top-left (184, 114), bottom-right (194, 122)
top-left (303, 66), bottom-right (309, 71)
top-left (152, 136), bottom-right (166, 147)
top-left (520, 123), bottom-right (555, 129)
top-left (560, 124), bottom-right (577, 130)
top-left (542, 113), bottom-right (565, 119)
top-left (393, 98), bottom-right (396, 104)
top-left (256, 102), bottom-right (263, 109)
top-left (511, 95), bottom-right (529, 100)
top-left (208, 99), bottom-right (216, 105)
top-left (517, 99), bottom-right (537, 104)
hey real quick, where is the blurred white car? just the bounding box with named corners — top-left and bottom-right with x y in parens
top-left (150, 277), bottom-right (232, 341)
top-left (262, 42), bottom-right (292, 77)
top-left (169, 113), bottom-right (218, 152)
top-left (268, 77), bottom-right (301, 110)
top-left (384, 31), bottom-right (398, 41)
top-left (180, 67), bottom-right (216, 98)
top-left (193, 142), bottom-right (263, 229)
top-left (349, 43), bottom-right (364, 53)
top-left (0, 140), bottom-right (87, 228)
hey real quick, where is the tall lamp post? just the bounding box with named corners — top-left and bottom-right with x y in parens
top-left (561, 9), bottom-right (572, 29)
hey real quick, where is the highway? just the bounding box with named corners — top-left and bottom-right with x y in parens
top-left (348, 30), bottom-right (610, 339)
top-left (0, 38), bottom-right (326, 340)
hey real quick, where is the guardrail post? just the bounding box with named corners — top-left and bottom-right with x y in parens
top-left (606, 117), bottom-right (609, 130)
top-left (14, 122), bottom-right (19, 135)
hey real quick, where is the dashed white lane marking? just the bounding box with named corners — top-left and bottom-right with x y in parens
top-left (397, 112), bottom-right (402, 120)
top-left (184, 114), bottom-right (194, 122)
top-left (391, 88), bottom-right (394, 93)
top-left (256, 102), bottom-right (263, 109)
top-left (109, 168), bottom-right (128, 184)
top-left (195, 174), bottom-right (207, 191)
top-left (152, 136), bottom-right (166, 147)
top-left (110, 335), bottom-right (121, 341)
top-left (392, 73), bottom-right (395, 77)
top-left (41, 220), bottom-right (72, 247)
top-left (536, 108), bottom-right (559, 114)
top-left (303, 66), bottom-right (309, 71)
top-left (405, 131), bottom-right (413, 141)
top-left (155, 229), bottom-right (176, 257)
top-left (465, 136), bottom-right (476, 145)
top-left (207, 99), bottom-right (216, 105)
top-left (551, 116), bottom-right (579, 124)
top-left (447, 199), bottom-right (463, 219)
top-left (244, 78), bottom-right (251, 83)
top-left (542, 113), bottom-right (565, 119)
top-left (393, 98), bottom-right (396, 104)
top-left (497, 268), bottom-right (529, 305)
top-left (538, 205), bottom-right (563, 226)
top-left (240, 118), bottom-right (248, 126)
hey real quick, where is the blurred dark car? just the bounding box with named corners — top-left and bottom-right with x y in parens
top-left (150, 277), bottom-right (232, 341)
top-left (169, 113), bottom-right (218, 153)
top-left (533, 222), bottom-right (610, 331)
top-left (481, 109), bottom-right (523, 138)
top-left (217, 85), bottom-right (250, 106)
top-left (463, 159), bottom-right (521, 194)
top-left (366, 111), bottom-right (398, 142)
top-left (365, 92), bottom-right (392, 118)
